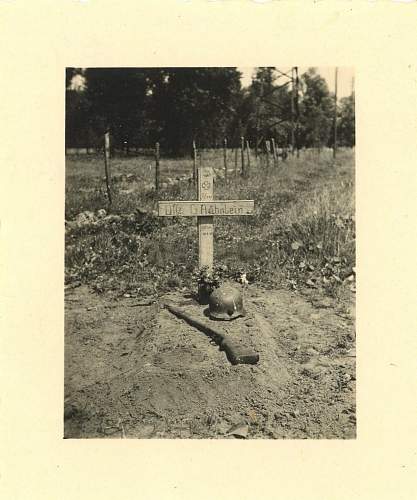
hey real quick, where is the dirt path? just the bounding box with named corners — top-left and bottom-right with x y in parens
top-left (64, 284), bottom-right (355, 439)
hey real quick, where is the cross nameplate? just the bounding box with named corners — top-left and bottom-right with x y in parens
top-left (157, 166), bottom-right (254, 272)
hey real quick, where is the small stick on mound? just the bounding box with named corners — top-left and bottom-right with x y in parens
top-left (163, 302), bottom-right (259, 366)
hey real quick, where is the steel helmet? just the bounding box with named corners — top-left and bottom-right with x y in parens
top-left (208, 284), bottom-right (246, 320)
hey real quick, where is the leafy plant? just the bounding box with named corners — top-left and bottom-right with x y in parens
top-left (65, 148), bottom-right (355, 302)
top-left (194, 265), bottom-right (221, 290)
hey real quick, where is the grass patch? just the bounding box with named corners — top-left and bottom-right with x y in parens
top-left (65, 148), bottom-right (355, 299)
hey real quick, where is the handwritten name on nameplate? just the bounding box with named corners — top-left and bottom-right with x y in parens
top-left (158, 200), bottom-right (254, 217)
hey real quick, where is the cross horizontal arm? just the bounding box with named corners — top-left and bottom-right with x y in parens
top-left (158, 200), bottom-right (254, 217)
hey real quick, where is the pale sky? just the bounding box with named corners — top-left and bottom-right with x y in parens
top-left (238, 67), bottom-right (354, 98)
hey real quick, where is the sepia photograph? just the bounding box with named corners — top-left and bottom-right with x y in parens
top-left (3, 0), bottom-right (417, 497)
top-left (0, 0), bottom-right (417, 500)
top-left (64, 66), bottom-right (356, 439)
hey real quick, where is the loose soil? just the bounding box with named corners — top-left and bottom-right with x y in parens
top-left (64, 283), bottom-right (355, 439)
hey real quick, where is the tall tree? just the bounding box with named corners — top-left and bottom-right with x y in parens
top-left (147, 67), bottom-right (242, 154)
top-left (298, 68), bottom-right (334, 149)
top-left (66, 68), bottom-right (76, 89)
top-left (84, 68), bottom-right (149, 150)
top-left (65, 89), bottom-right (91, 148)
top-left (65, 68), bottom-right (91, 148)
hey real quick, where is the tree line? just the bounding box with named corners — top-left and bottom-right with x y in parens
top-left (65, 67), bottom-right (355, 156)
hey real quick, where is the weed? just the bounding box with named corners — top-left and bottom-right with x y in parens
top-left (65, 148), bottom-right (355, 298)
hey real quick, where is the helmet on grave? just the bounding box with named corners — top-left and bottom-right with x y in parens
top-left (208, 283), bottom-right (246, 321)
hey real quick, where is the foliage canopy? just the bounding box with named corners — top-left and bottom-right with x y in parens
top-left (66, 67), bottom-right (355, 154)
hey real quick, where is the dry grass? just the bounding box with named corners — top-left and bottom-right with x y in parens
top-left (65, 148), bottom-right (355, 299)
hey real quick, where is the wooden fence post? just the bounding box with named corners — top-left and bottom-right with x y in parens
top-left (223, 138), bottom-right (227, 184)
top-left (104, 131), bottom-right (112, 205)
top-left (155, 142), bottom-right (160, 193)
top-left (241, 136), bottom-right (245, 177)
top-left (246, 140), bottom-right (251, 172)
top-left (234, 147), bottom-right (238, 176)
top-left (265, 140), bottom-right (271, 169)
top-left (192, 140), bottom-right (197, 185)
top-left (271, 138), bottom-right (278, 167)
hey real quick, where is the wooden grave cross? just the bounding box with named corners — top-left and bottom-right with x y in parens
top-left (158, 166), bottom-right (254, 272)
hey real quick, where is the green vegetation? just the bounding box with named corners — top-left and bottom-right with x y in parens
top-left (66, 67), bottom-right (355, 154)
top-left (65, 148), bottom-right (355, 300)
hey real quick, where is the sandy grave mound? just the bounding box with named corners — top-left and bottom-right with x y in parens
top-left (65, 285), bottom-right (355, 439)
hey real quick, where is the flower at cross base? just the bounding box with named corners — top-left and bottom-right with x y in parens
top-left (239, 272), bottom-right (249, 287)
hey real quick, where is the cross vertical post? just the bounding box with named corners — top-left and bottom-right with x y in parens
top-left (197, 166), bottom-right (214, 273)
top-left (158, 173), bottom-right (254, 280)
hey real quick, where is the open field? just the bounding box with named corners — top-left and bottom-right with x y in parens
top-left (65, 148), bottom-right (355, 439)
top-left (65, 148), bottom-right (355, 300)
